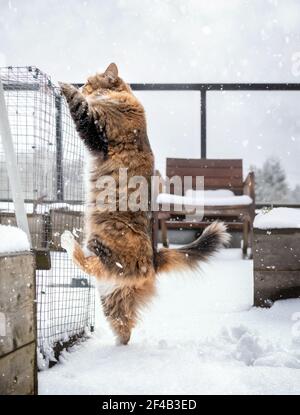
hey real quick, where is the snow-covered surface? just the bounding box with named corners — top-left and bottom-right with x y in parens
top-left (0, 225), bottom-right (30, 254)
top-left (185, 189), bottom-right (253, 206)
top-left (186, 189), bottom-right (236, 198)
top-left (0, 202), bottom-right (83, 215)
top-left (254, 207), bottom-right (300, 229)
top-left (157, 190), bottom-right (252, 207)
top-left (39, 249), bottom-right (300, 395)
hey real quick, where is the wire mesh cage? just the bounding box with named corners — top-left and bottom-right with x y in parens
top-left (0, 66), bottom-right (95, 366)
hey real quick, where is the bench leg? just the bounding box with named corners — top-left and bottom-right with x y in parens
top-left (242, 219), bottom-right (249, 258)
top-left (151, 211), bottom-right (159, 252)
top-left (160, 218), bottom-right (169, 248)
top-left (248, 220), bottom-right (254, 260)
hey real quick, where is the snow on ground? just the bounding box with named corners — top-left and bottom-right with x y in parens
top-left (254, 207), bottom-right (300, 229)
top-left (0, 224), bottom-right (30, 253)
top-left (38, 249), bottom-right (300, 395)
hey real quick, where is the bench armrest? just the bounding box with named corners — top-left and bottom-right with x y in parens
top-left (243, 171), bottom-right (255, 204)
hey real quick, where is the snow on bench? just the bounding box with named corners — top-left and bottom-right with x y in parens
top-left (254, 207), bottom-right (300, 229)
top-left (157, 189), bottom-right (253, 206)
top-left (0, 225), bottom-right (30, 254)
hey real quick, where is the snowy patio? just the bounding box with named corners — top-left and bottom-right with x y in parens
top-left (2, 0), bottom-right (300, 397)
top-left (39, 249), bottom-right (300, 395)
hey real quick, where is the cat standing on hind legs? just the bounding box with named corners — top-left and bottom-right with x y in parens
top-left (60, 63), bottom-right (230, 345)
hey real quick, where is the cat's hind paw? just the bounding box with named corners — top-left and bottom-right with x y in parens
top-left (61, 230), bottom-right (75, 254)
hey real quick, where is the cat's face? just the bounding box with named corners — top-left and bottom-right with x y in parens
top-left (82, 63), bottom-right (131, 96)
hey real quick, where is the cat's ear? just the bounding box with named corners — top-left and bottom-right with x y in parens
top-left (104, 63), bottom-right (118, 82)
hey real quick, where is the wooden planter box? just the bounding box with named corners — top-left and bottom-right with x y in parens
top-left (253, 228), bottom-right (300, 307)
top-left (0, 251), bottom-right (37, 395)
top-left (0, 213), bottom-right (50, 250)
top-left (0, 213), bottom-right (51, 270)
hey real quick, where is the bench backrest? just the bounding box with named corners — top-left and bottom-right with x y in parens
top-left (166, 158), bottom-right (244, 195)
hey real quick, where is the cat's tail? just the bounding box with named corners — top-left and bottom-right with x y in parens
top-left (154, 221), bottom-right (230, 274)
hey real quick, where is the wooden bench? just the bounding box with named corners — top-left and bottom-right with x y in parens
top-left (157, 158), bottom-right (255, 257)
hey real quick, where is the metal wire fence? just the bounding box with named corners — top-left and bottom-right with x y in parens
top-left (0, 66), bottom-right (95, 366)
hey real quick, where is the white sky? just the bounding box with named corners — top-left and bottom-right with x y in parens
top-left (1, 0), bottom-right (300, 187)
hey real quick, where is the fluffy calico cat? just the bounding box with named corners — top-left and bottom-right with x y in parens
top-left (60, 63), bottom-right (229, 345)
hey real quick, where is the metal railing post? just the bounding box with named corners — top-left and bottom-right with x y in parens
top-left (55, 94), bottom-right (64, 201)
top-left (200, 88), bottom-right (207, 158)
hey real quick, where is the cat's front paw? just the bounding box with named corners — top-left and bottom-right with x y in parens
top-left (59, 82), bottom-right (78, 100)
top-left (61, 230), bottom-right (75, 253)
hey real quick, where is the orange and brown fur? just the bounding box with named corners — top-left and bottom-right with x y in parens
top-left (60, 63), bottom-right (230, 345)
